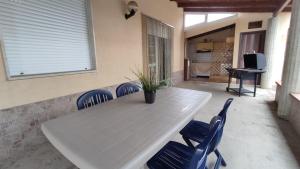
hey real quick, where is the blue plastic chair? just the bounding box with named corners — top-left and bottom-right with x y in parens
top-left (180, 98), bottom-right (233, 168)
top-left (77, 89), bottom-right (113, 110)
top-left (116, 83), bottom-right (140, 98)
top-left (147, 116), bottom-right (223, 169)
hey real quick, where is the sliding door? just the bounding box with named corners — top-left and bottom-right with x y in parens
top-left (142, 15), bottom-right (173, 84)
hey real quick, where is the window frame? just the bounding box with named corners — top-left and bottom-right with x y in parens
top-left (0, 0), bottom-right (97, 80)
top-left (184, 13), bottom-right (206, 28)
top-left (184, 12), bottom-right (237, 28)
top-left (207, 13), bottom-right (237, 23)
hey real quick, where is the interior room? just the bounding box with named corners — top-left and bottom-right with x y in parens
top-left (187, 24), bottom-right (235, 82)
top-left (0, 0), bottom-right (299, 169)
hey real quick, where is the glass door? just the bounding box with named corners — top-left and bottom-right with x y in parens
top-left (143, 15), bottom-right (173, 85)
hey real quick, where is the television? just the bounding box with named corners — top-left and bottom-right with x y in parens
top-left (243, 53), bottom-right (266, 70)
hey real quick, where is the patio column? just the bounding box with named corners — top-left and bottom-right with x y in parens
top-left (277, 0), bottom-right (300, 118)
top-left (261, 17), bottom-right (279, 89)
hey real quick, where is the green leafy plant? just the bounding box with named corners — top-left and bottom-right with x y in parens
top-left (133, 70), bottom-right (160, 92)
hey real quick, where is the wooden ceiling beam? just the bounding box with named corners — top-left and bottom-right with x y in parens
top-left (177, 1), bottom-right (280, 8)
top-left (282, 7), bottom-right (292, 11)
top-left (184, 7), bottom-right (277, 12)
top-left (170, 0), bottom-right (292, 13)
top-left (274, 0), bottom-right (292, 16)
top-left (172, 0), bottom-right (281, 2)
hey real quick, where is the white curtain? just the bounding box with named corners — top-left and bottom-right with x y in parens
top-left (142, 15), bottom-right (173, 84)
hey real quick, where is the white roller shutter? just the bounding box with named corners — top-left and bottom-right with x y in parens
top-left (0, 0), bottom-right (95, 78)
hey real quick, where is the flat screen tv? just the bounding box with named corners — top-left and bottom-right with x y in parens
top-left (243, 53), bottom-right (266, 70)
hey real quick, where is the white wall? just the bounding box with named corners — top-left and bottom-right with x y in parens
top-left (273, 12), bottom-right (291, 82)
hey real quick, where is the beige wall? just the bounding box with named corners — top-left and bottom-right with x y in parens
top-left (185, 13), bottom-right (273, 67)
top-left (0, 0), bottom-right (184, 110)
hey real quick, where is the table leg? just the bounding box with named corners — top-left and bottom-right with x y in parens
top-left (226, 74), bottom-right (232, 92)
top-left (254, 73), bottom-right (257, 97)
top-left (239, 76), bottom-right (243, 97)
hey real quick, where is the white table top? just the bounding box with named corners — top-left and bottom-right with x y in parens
top-left (41, 87), bottom-right (212, 169)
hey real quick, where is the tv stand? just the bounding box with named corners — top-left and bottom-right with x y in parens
top-left (226, 68), bottom-right (265, 97)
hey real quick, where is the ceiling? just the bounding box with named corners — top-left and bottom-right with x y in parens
top-left (170, 0), bottom-right (292, 13)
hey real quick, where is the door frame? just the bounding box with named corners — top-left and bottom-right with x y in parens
top-left (141, 14), bottom-right (174, 83)
top-left (237, 30), bottom-right (266, 84)
top-left (238, 30), bottom-right (266, 68)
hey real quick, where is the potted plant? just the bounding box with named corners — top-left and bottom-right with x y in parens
top-left (133, 70), bottom-right (161, 104)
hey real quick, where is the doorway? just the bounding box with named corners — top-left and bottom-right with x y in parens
top-left (238, 30), bottom-right (266, 84)
top-left (142, 15), bottom-right (173, 84)
top-left (186, 25), bottom-right (235, 83)
top-left (238, 30), bottom-right (266, 68)
top-left (147, 35), bottom-right (172, 83)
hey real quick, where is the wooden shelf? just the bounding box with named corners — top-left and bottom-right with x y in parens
top-left (196, 50), bottom-right (212, 53)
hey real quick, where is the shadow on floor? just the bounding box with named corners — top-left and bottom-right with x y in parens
top-left (266, 100), bottom-right (300, 166)
top-left (176, 81), bottom-right (300, 169)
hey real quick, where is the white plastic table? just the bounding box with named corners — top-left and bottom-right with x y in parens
top-left (42, 87), bottom-right (212, 169)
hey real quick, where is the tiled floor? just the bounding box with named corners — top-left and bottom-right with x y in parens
top-left (175, 81), bottom-right (300, 169)
top-left (5, 81), bottom-right (300, 169)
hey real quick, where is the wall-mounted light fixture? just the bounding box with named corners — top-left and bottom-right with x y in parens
top-left (125, 1), bottom-right (138, 20)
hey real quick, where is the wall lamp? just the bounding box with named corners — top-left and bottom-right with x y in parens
top-left (125, 1), bottom-right (138, 19)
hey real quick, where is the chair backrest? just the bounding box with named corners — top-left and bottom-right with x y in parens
top-left (188, 145), bottom-right (209, 169)
top-left (196, 116), bottom-right (223, 154)
top-left (216, 98), bottom-right (233, 148)
top-left (189, 116), bottom-right (222, 169)
top-left (77, 89), bottom-right (113, 110)
top-left (116, 83), bottom-right (140, 98)
top-left (218, 98), bottom-right (234, 126)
